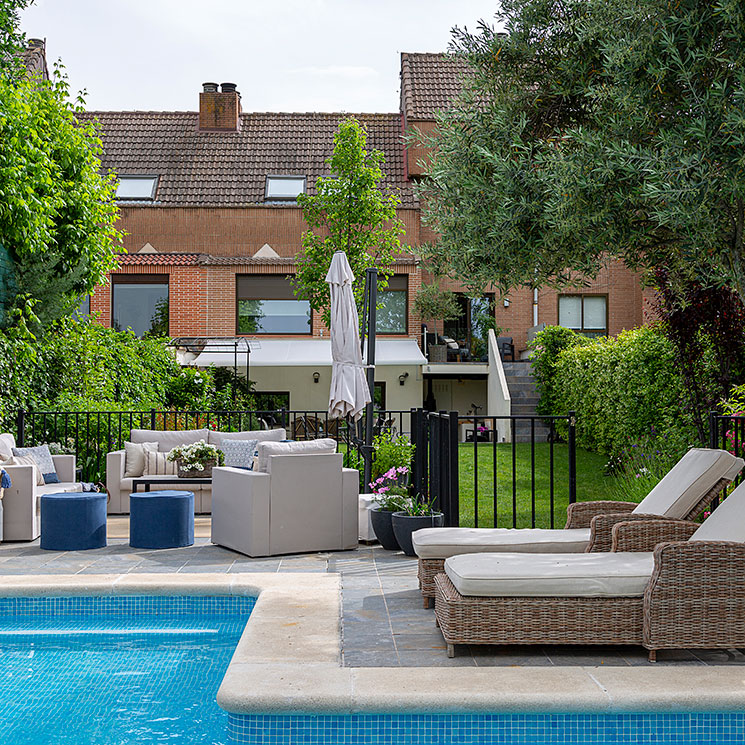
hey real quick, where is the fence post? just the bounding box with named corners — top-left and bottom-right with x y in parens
top-left (411, 408), bottom-right (428, 500)
top-left (568, 410), bottom-right (577, 504)
top-left (447, 411), bottom-right (460, 527)
top-left (16, 408), bottom-right (25, 448)
top-left (709, 410), bottom-right (719, 449)
top-left (150, 408), bottom-right (156, 430)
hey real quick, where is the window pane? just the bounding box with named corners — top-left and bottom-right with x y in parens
top-left (558, 296), bottom-right (582, 329)
top-left (583, 296), bottom-right (607, 330)
top-left (238, 299), bottom-right (310, 334)
top-left (377, 291), bottom-right (407, 333)
top-left (112, 283), bottom-right (168, 337)
top-left (266, 177), bottom-right (306, 199)
top-left (116, 177), bottom-right (157, 200)
top-left (73, 295), bottom-right (90, 320)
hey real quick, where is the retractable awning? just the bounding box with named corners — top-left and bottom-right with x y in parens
top-left (191, 338), bottom-right (426, 368)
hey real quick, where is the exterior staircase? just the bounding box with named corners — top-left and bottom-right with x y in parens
top-left (502, 362), bottom-right (550, 443)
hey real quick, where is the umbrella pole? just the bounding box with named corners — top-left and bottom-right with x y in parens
top-left (362, 267), bottom-right (378, 490)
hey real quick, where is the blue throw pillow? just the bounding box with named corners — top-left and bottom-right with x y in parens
top-left (221, 439), bottom-right (259, 470)
top-left (12, 444), bottom-right (59, 484)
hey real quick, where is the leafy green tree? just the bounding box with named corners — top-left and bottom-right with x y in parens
top-left (0, 0), bottom-right (30, 77)
top-left (419, 0), bottom-right (745, 300)
top-left (0, 5), bottom-right (122, 330)
top-left (293, 117), bottom-right (406, 326)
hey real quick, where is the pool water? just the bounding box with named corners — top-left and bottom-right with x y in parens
top-left (0, 595), bottom-right (254, 745)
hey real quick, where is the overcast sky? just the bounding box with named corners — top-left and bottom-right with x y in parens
top-left (20, 1), bottom-right (500, 113)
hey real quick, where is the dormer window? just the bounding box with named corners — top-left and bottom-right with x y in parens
top-left (265, 175), bottom-right (306, 201)
top-left (116, 176), bottom-right (159, 200)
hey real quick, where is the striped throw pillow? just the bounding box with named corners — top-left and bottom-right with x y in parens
top-left (143, 450), bottom-right (178, 476)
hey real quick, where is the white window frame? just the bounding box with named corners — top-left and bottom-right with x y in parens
top-left (116, 175), bottom-right (159, 201)
top-left (265, 175), bottom-right (306, 201)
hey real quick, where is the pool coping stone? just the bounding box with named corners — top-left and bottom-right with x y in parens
top-left (3, 574), bottom-right (744, 715)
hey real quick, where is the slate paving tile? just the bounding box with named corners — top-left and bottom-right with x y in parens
top-left (393, 632), bottom-right (449, 651)
top-left (343, 650), bottom-right (400, 667)
top-left (395, 651), bottom-right (477, 667)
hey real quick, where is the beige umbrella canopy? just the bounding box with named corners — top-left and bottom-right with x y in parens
top-left (326, 251), bottom-right (371, 420)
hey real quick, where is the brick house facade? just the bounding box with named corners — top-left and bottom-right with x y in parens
top-left (82, 54), bottom-right (652, 414)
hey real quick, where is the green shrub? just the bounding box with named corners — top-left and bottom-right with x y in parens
top-left (531, 325), bottom-right (704, 459)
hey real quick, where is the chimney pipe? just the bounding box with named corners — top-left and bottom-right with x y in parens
top-left (221, 82), bottom-right (237, 93)
top-left (199, 82), bottom-right (241, 132)
top-left (202, 82), bottom-right (219, 93)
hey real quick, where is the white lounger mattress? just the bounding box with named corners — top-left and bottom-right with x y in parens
top-left (444, 552), bottom-right (655, 598)
top-left (413, 527), bottom-right (591, 558)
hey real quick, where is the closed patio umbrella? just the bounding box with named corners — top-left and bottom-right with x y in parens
top-left (326, 251), bottom-right (371, 421)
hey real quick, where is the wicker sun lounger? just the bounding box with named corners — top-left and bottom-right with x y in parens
top-left (433, 483), bottom-right (745, 661)
top-left (415, 448), bottom-right (742, 607)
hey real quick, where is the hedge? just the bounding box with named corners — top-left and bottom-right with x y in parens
top-left (531, 326), bottom-right (702, 458)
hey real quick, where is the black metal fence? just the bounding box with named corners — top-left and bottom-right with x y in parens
top-left (709, 411), bottom-right (745, 495)
top-left (411, 409), bottom-right (577, 529)
top-left (12, 407), bottom-right (413, 483)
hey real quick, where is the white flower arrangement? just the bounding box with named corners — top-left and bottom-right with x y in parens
top-left (167, 440), bottom-right (224, 471)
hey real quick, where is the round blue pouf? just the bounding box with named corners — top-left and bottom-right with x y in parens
top-left (129, 490), bottom-right (194, 549)
top-left (40, 492), bottom-right (107, 551)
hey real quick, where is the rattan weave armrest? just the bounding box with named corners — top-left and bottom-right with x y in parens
top-left (587, 512), bottom-right (682, 553)
top-left (564, 500), bottom-right (636, 529)
top-left (644, 540), bottom-right (745, 656)
top-left (612, 518), bottom-right (699, 552)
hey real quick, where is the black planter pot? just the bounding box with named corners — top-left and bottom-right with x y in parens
top-left (370, 508), bottom-right (400, 551)
top-left (391, 511), bottom-right (445, 557)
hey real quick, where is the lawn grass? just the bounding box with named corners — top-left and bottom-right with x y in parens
top-left (455, 443), bottom-right (617, 529)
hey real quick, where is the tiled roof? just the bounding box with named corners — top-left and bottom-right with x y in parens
top-left (400, 52), bottom-right (470, 121)
top-left (78, 111), bottom-right (416, 208)
top-left (22, 39), bottom-right (49, 80)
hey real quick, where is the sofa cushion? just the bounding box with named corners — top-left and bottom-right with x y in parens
top-left (130, 429), bottom-right (210, 452)
top-left (124, 441), bottom-right (159, 478)
top-left (633, 448), bottom-right (742, 519)
top-left (412, 527), bottom-right (591, 559)
top-left (143, 450), bottom-right (178, 476)
top-left (3, 454), bottom-right (45, 485)
top-left (13, 445), bottom-right (58, 484)
top-left (444, 552), bottom-right (655, 598)
top-left (0, 433), bottom-right (16, 460)
top-left (209, 428), bottom-right (286, 446)
top-left (690, 479), bottom-right (745, 543)
top-left (257, 438), bottom-right (337, 474)
top-left (221, 439), bottom-right (259, 470)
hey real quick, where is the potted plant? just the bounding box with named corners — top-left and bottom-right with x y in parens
top-left (369, 466), bottom-right (410, 551)
top-left (167, 440), bottom-right (224, 478)
top-left (391, 495), bottom-right (444, 556)
top-left (413, 281), bottom-right (461, 363)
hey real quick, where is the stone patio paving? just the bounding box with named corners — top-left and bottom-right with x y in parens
top-left (1, 516), bottom-right (743, 668)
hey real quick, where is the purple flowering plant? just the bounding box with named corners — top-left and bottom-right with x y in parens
top-left (369, 465), bottom-right (411, 511)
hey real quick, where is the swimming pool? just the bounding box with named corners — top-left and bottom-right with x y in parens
top-left (0, 595), bottom-right (255, 745)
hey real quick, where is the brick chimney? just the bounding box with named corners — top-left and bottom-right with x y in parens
top-left (199, 82), bottom-right (241, 132)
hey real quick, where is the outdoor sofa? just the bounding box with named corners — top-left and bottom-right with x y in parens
top-left (211, 438), bottom-right (359, 557)
top-left (413, 448), bottom-right (742, 606)
top-left (106, 427), bottom-right (287, 514)
top-left (434, 476), bottom-right (745, 661)
top-left (0, 433), bottom-right (80, 541)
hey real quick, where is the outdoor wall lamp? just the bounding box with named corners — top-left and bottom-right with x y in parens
top-left (313, 371), bottom-right (320, 384)
top-left (399, 372), bottom-right (409, 386)
top-left (503, 298), bottom-right (511, 307)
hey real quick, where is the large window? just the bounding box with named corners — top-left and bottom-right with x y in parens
top-left (377, 275), bottom-right (408, 334)
top-left (112, 275), bottom-right (169, 337)
top-left (73, 295), bottom-right (90, 320)
top-left (236, 275), bottom-right (311, 334)
top-left (443, 293), bottom-right (495, 362)
top-left (558, 294), bottom-right (607, 337)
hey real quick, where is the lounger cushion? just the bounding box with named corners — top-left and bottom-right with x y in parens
top-left (444, 552), bottom-right (654, 598)
top-left (690, 480), bottom-right (745, 543)
top-left (412, 527), bottom-right (590, 559)
top-left (632, 448), bottom-right (741, 519)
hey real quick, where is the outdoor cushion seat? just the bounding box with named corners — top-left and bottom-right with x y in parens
top-left (445, 552), bottom-right (655, 598)
top-left (435, 476), bottom-right (745, 660)
top-left (413, 527), bottom-right (591, 558)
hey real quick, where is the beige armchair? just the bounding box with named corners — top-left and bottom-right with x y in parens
top-left (2, 451), bottom-right (80, 541)
top-left (211, 451), bottom-right (359, 557)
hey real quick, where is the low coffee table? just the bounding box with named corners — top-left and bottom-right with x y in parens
top-left (131, 477), bottom-right (211, 492)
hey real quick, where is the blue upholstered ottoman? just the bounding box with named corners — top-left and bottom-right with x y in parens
top-left (40, 492), bottom-right (107, 551)
top-left (129, 490), bottom-right (194, 549)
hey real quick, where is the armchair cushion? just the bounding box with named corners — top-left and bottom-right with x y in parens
top-left (13, 444), bottom-right (58, 484)
top-left (256, 437), bottom-right (337, 474)
top-left (444, 551), bottom-right (654, 598)
top-left (3, 454), bottom-right (44, 485)
top-left (0, 433), bottom-right (16, 459)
